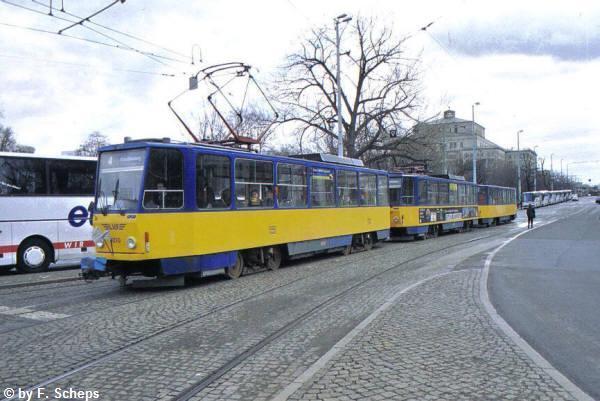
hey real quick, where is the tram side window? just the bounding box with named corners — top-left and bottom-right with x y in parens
top-left (478, 187), bottom-right (487, 205)
top-left (417, 180), bottom-right (427, 205)
top-left (143, 148), bottom-right (184, 209)
top-left (0, 157), bottom-right (47, 195)
top-left (438, 182), bottom-right (449, 205)
top-left (235, 158), bottom-right (274, 208)
top-left (449, 183), bottom-right (457, 205)
top-left (359, 173), bottom-right (377, 206)
top-left (337, 170), bottom-right (358, 207)
top-left (377, 175), bottom-right (389, 206)
top-left (277, 163), bottom-right (307, 208)
top-left (196, 154), bottom-right (230, 209)
top-left (48, 160), bottom-right (96, 195)
top-left (427, 181), bottom-right (439, 205)
top-left (400, 177), bottom-right (414, 205)
top-left (310, 168), bottom-right (335, 207)
top-left (458, 184), bottom-right (466, 204)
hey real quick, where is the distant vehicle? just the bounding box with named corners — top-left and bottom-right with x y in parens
top-left (596, 197), bottom-right (600, 204)
top-left (0, 152), bottom-right (97, 273)
top-left (522, 190), bottom-right (572, 208)
top-left (571, 194), bottom-right (579, 201)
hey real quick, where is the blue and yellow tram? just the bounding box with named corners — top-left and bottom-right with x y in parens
top-left (388, 174), bottom-right (479, 239)
top-left (88, 139), bottom-right (390, 281)
top-left (477, 185), bottom-right (517, 225)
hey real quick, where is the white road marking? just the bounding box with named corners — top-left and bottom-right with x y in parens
top-left (0, 305), bottom-right (70, 321)
top-left (480, 217), bottom-right (593, 401)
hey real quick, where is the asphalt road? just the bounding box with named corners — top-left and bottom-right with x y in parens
top-left (490, 198), bottom-right (600, 399)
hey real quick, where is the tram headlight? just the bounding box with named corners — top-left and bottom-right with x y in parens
top-left (96, 241), bottom-right (105, 248)
top-left (127, 236), bottom-right (137, 249)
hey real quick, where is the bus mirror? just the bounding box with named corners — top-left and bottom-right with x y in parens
top-left (87, 201), bottom-right (95, 226)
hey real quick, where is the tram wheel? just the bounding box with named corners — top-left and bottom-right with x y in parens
top-left (341, 244), bottom-right (352, 256)
top-left (363, 233), bottom-right (374, 251)
top-left (266, 246), bottom-right (282, 270)
top-left (226, 252), bottom-right (244, 279)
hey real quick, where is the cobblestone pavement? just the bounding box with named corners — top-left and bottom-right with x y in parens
top-left (285, 269), bottom-right (574, 401)
top-left (0, 203), bottom-right (584, 401)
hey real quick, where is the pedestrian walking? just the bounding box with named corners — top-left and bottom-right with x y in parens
top-left (526, 204), bottom-right (536, 229)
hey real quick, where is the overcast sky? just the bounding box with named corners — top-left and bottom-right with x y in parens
top-left (1, 0), bottom-right (599, 184)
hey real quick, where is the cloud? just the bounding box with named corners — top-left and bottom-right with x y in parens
top-left (431, 5), bottom-right (600, 60)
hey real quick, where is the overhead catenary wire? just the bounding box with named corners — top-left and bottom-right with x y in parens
top-left (0, 52), bottom-right (178, 77)
top-left (57, 0), bottom-right (124, 34)
top-left (30, 0), bottom-right (190, 61)
top-left (0, 19), bottom-right (180, 69)
top-left (0, 0), bottom-right (190, 66)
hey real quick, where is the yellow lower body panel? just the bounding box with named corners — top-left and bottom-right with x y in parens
top-left (478, 204), bottom-right (517, 219)
top-left (95, 207), bottom-right (389, 261)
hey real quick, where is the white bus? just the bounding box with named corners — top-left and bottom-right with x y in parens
top-left (0, 152), bottom-right (96, 273)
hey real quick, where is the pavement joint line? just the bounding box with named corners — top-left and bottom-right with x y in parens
top-left (271, 270), bottom-right (461, 401)
top-left (480, 212), bottom-right (594, 401)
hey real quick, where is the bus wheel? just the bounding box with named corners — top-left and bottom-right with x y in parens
top-left (266, 246), bottom-right (282, 270)
top-left (226, 252), bottom-right (244, 279)
top-left (17, 238), bottom-right (52, 273)
top-left (363, 233), bottom-right (374, 251)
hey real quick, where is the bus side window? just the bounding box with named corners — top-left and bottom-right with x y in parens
top-left (0, 156), bottom-right (47, 195)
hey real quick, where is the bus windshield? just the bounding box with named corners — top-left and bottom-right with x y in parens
top-left (97, 149), bottom-right (146, 212)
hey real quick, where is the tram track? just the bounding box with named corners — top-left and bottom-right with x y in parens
top-left (1, 223), bottom-right (517, 401)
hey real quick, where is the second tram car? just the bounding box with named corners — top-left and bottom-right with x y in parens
top-left (388, 174), bottom-right (479, 239)
top-left (87, 139), bottom-right (390, 282)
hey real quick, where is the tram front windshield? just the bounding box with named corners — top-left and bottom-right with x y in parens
top-left (96, 149), bottom-right (145, 212)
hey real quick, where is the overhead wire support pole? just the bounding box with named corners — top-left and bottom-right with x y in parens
top-left (58, 0), bottom-right (125, 35)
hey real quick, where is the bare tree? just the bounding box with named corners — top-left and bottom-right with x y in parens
top-left (75, 131), bottom-right (109, 157)
top-left (275, 17), bottom-right (422, 165)
top-left (0, 125), bottom-right (17, 152)
top-left (0, 117), bottom-right (35, 153)
top-left (195, 104), bottom-right (276, 151)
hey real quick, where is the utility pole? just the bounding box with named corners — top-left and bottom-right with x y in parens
top-left (471, 102), bottom-right (480, 183)
top-left (516, 130), bottom-right (523, 205)
top-left (533, 145), bottom-right (538, 191)
top-left (550, 153), bottom-right (554, 191)
top-left (334, 14), bottom-right (352, 158)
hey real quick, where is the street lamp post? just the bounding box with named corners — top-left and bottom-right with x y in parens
top-left (516, 130), bottom-right (523, 205)
top-left (550, 153), bottom-right (554, 191)
top-left (334, 14), bottom-right (352, 158)
top-left (533, 145), bottom-right (538, 191)
top-left (471, 102), bottom-right (480, 183)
